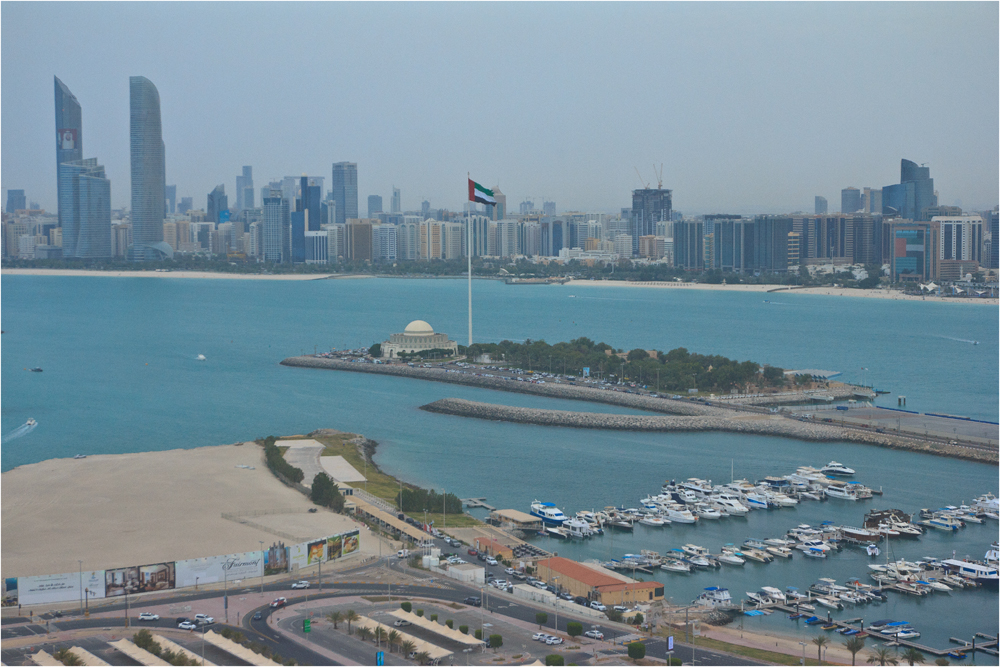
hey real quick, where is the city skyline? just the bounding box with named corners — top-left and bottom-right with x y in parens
top-left (2, 3), bottom-right (998, 214)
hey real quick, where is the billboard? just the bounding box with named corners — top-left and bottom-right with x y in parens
top-left (264, 542), bottom-right (289, 575)
top-left (176, 551), bottom-right (263, 588)
top-left (57, 128), bottom-right (77, 150)
top-left (19, 570), bottom-right (105, 605)
top-left (326, 534), bottom-right (343, 561)
top-left (106, 562), bottom-right (174, 597)
top-left (342, 530), bottom-right (360, 557)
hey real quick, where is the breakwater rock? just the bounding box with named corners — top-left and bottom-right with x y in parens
top-left (419, 398), bottom-right (997, 464)
top-left (280, 355), bottom-right (711, 416)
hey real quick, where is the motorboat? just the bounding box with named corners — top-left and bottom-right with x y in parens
top-left (820, 461), bottom-right (855, 475)
top-left (680, 478), bottom-right (715, 498)
top-left (709, 493), bottom-right (750, 515)
top-left (760, 587), bottom-right (786, 603)
top-left (196, 354), bottom-right (207, 361)
top-left (563, 518), bottom-right (595, 538)
top-left (766, 545), bottom-right (794, 559)
top-left (795, 540), bottom-right (833, 553)
top-left (919, 579), bottom-right (952, 592)
top-left (681, 544), bottom-right (711, 558)
top-left (743, 538), bottom-right (768, 550)
top-left (694, 504), bottom-right (722, 520)
top-left (814, 596), bottom-right (842, 610)
top-left (785, 587), bottom-right (809, 600)
top-left (73, 454), bottom-right (87, 459)
top-left (664, 506), bottom-right (698, 524)
top-left (764, 537), bottom-right (796, 547)
top-left (881, 622), bottom-right (915, 635)
top-left (746, 591), bottom-right (772, 605)
top-left (824, 482), bottom-right (859, 500)
top-left (660, 559), bottom-right (692, 573)
top-left (867, 619), bottom-right (895, 632)
top-left (717, 547), bottom-right (745, 566)
top-left (693, 587), bottom-right (735, 609)
top-left (545, 526), bottom-right (568, 539)
top-left (896, 629), bottom-right (921, 640)
top-left (638, 514), bottom-right (667, 527)
top-left (839, 526), bottom-right (878, 542)
top-left (803, 548), bottom-right (827, 559)
top-left (530, 501), bottom-right (568, 526)
top-left (924, 514), bottom-right (964, 531)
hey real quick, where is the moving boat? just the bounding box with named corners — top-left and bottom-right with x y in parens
top-left (530, 501), bottom-right (568, 526)
top-left (29, 367), bottom-right (43, 372)
top-left (820, 461), bottom-right (855, 475)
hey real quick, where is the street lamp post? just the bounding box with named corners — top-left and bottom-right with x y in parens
top-left (78, 560), bottom-right (84, 615)
top-left (195, 577), bottom-right (199, 591)
top-left (553, 577), bottom-right (559, 635)
top-left (259, 541), bottom-right (265, 595)
top-left (799, 641), bottom-right (806, 665)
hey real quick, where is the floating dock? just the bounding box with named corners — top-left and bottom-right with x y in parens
top-left (461, 497), bottom-right (496, 511)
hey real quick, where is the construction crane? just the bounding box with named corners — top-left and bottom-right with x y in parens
top-left (653, 163), bottom-right (664, 189)
top-left (633, 167), bottom-right (649, 189)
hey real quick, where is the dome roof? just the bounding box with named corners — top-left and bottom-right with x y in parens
top-left (404, 320), bottom-right (434, 335)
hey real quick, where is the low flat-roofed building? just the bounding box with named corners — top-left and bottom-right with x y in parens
top-left (596, 580), bottom-right (664, 606)
top-left (534, 556), bottom-right (624, 599)
top-left (489, 509), bottom-right (543, 532)
top-left (474, 537), bottom-right (513, 560)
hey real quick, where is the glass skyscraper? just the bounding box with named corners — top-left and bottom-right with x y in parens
top-left (129, 76), bottom-right (168, 260)
top-left (55, 77), bottom-right (84, 231)
top-left (331, 162), bottom-right (358, 225)
top-left (631, 188), bottom-right (672, 257)
top-left (59, 159), bottom-right (112, 258)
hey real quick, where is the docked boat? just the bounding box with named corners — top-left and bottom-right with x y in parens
top-left (544, 526), bottom-right (568, 539)
top-left (820, 461), bottom-right (855, 476)
top-left (941, 558), bottom-right (999, 589)
top-left (746, 590), bottom-right (772, 605)
top-left (73, 454), bottom-right (87, 459)
top-left (824, 482), bottom-right (859, 500)
top-left (814, 596), bottom-right (842, 610)
top-left (530, 501), bottom-right (568, 526)
top-left (664, 506), bottom-right (698, 524)
top-left (922, 513), bottom-right (964, 531)
top-left (694, 504), bottom-right (722, 520)
top-left (795, 540), bottom-right (833, 553)
top-left (760, 586), bottom-right (786, 603)
top-left (563, 518), bottom-right (594, 538)
top-left (693, 586), bottom-right (735, 609)
top-left (717, 547), bottom-right (745, 566)
top-left (766, 545), bottom-right (794, 559)
top-left (661, 559), bottom-right (692, 573)
top-left (867, 619), bottom-right (896, 632)
top-left (803, 547), bottom-right (827, 559)
top-left (709, 493), bottom-right (750, 515)
top-left (839, 526), bottom-right (878, 542)
top-left (638, 514), bottom-right (667, 527)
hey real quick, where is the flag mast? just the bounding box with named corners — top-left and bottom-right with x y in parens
top-left (467, 173), bottom-right (473, 349)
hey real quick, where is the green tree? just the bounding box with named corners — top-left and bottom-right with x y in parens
top-left (326, 610), bottom-right (342, 629)
top-left (415, 609), bottom-right (424, 617)
top-left (132, 629), bottom-right (160, 653)
top-left (53, 648), bottom-right (84, 666)
top-left (414, 651), bottom-right (431, 665)
top-left (310, 473), bottom-right (345, 511)
top-left (900, 647), bottom-right (925, 665)
top-left (627, 641), bottom-right (646, 662)
top-left (627, 348), bottom-right (648, 361)
top-left (344, 609), bottom-right (359, 635)
top-left (566, 621), bottom-right (582, 637)
top-left (867, 646), bottom-right (900, 666)
top-left (400, 602), bottom-right (412, 613)
top-left (400, 640), bottom-right (416, 656)
top-left (356, 626), bottom-right (372, 642)
top-left (545, 655), bottom-right (565, 666)
top-left (369, 343), bottom-right (382, 357)
top-left (387, 629), bottom-right (400, 652)
top-left (813, 635), bottom-right (829, 664)
top-left (429, 613), bottom-right (438, 622)
top-left (633, 612), bottom-right (644, 626)
top-left (489, 634), bottom-right (503, 651)
top-left (843, 636), bottom-right (866, 665)
top-left (474, 629), bottom-right (483, 640)
top-left (536, 612), bottom-right (548, 628)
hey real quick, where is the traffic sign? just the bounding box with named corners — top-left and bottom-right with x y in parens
top-left (376, 650), bottom-right (385, 665)
top-left (668, 635), bottom-right (674, 651)
top-left (303, 619), bottom-right (311, 633)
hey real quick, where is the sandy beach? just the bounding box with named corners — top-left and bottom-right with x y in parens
top-left (1, 443), bottom-right (377, 579)
top-left (1, 268), bottom-right (340, 280)
top-left (566, 278), bottom-right (999, 305)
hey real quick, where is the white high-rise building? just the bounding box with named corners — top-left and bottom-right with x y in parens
top-left (373, 223), bottom-right (398, 261)
top-left (496, 219), bottom-right (519, 258)
top-left (613, 234), bottom-right (633, 258)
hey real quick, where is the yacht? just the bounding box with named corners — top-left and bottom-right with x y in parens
top-left (530, 501), bottom-right (568, 526)
top-left (563, 518), bottom-right (594, 538)
top-left (924, 514), bottom-right (964, 531)
top-left (765, 545), bottom-right (794, 559)
top-left (764, 537), bottom-right (796, 547)
top-left (664, 506), bottom-right (698, 524)
top-left (941, 559), bottom-right (999, 589)
top-left (638, 514), bottom-right (667, 527)
top-left (740, 547), bottom-right (774, 563)
top-left (718, 546), bottom-right (746, 565)
top-left (824, 482), bottom-right (859, 500)
top-left (680, 478), bottom-right (715, 498)
top-left (760, 586), bottom-right (786, 603)
top-left (661, 559), bottom-right (692, 573)
top-left (820, 461), bottom-right (855, 476)
top-left (693, 504), bottom-right (722, 520)
top-left (839, 526), bottom-right (878, 542)
top-left (746, 590), bottom-right (771, 605)
top-left (693, 587), bottom-right (735, 609)
top-left (795, 540), bottom-right (832, 552)
top-left (709, 493), bottom-right (750, 515)
top-left (681, 544), bottom-right (711, 558)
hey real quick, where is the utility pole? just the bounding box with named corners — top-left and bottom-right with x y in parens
top-left (260, 541), bottom-right (265, 595)
top-left (78, 561), bottom-right (83, 615)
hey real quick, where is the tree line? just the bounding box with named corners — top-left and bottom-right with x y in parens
top-left (396, 487), bottom-right (463, 515)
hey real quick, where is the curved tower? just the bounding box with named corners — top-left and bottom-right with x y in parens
top-left (55, 76), bottom-right (83, 229)
top-left (129, 76), bottom-right (167, 260)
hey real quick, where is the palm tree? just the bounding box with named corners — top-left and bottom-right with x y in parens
top-left (344, 609), bottom-right (360, 635)
top-left (356, 626), bottom-right (373, 642)
top-left (400, 639), bottom-right (416, 657)
top-left (415, 651), bottom-right (431, 665)
top-left (375, 626), bottom-right (389, 646)
top-left (813, 635), bottom-right (830, 665)
top-left (388, 629), bottom-right (401, 652)
top-left (843, 636), bottom-right (866, 665)
top-left (327, 610), bottom-right (342, 629)
top-left (900, 647), bottom-right (925, 665)
top-left (867, 646), bottom-right (900, 666)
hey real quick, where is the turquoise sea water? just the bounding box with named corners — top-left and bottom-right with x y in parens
top-left (2, 275), bottom-right (998, 647)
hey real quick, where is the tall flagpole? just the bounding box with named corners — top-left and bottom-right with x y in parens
top-left (467, 174), bottom-right (472, 349)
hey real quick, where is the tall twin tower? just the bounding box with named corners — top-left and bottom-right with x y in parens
top-left (54, 75), bottom-right (170, 260)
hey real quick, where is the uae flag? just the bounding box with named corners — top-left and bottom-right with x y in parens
top-left (468, 179), bottom-right (496, 206)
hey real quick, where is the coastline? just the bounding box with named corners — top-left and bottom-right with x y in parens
top-left (566, 278), bottom-right (999, 305)
top-left (1, 268), bottom-right (341, 280)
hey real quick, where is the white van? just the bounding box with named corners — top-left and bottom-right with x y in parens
top-left (397, 549), bottom-right (410, 558)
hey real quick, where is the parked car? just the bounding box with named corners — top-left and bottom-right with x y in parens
top-left (546, 637), bottom-right (564, 645)
top-left (512, 572), bottom-right (527, 581)
top-left (138, 612), bottom-right (160, 621)
top-left (463, 597), bottom-right (481, 607)
top-left (590, 601), bottom-right (607, 611)
top-left (531, 580), bottom-right (547, 589)
top-left (532, 632), bottom-right (549, 641)
top-left (467, 548), bottom-right (479, 556)
top-left (613, 605), bottom-right (628, 612)
top-left (178, 621), bottom-right (198, 630)
top-left (270, 597), bottom-right (287, 609)
top-left (477, 553), bottom-right (487, 562)
top-left (194, 614), bottom-right (214, 624)
top-left (561, 593), bottom-right (574, 601)
top-left (504, 567), bottom-right (516, 575)
top-left (575, 596), bottom-right (589, 606)
top-left (393, 619), bottom-right (411, 627)
top-left (584, 630), bottom-right (604, 640)
top-left (291, 580), bottom-right (310, 589)
top-left (176, 617), bottom-right (190, 625)
top-left (485, 557), bottom-right (498, 566)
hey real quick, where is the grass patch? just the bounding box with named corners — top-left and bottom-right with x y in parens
top-left (312, 433), bottom-right (402, 506)
top-left (361, 596), bottom-right (403, 603)
top-left (278, 446), bottom-right (290, 456)
top-left (688, 636), bottom-right (826, 666)
top-left (421, 512), bottom-right (482, 528)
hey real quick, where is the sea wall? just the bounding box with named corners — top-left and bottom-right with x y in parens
top-left (419, 398), bottom-right (997, 464)
top-left (280, 356), bottom-right (710, 416)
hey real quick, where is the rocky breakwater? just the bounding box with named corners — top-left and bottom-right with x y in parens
top-left (420, 398), bottom-right (997, 464)
top-left (280, 355), bottom-right (709, 416)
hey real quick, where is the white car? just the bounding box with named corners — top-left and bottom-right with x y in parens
top-left (291, 580), bottom-right (310, 589)
top-left (546, 637), bottom-right (564, 645)
top-left (178, 621), bottom-right (198, 630)
top-left (393, 619), bottom-right (411, 627)
top-left (531, 580), bottom-right (547, 589)
top-left (584, 630), bottom-right (604, 640)
top-left (532, 632), bottom-right (549, 641)
top-left (485, 557), bottom-right (498, 566)
top-left (504, 567), bottom-right (516, 575)
top-left (194, 614), bottom-right (214, 624)
top-left (590, 601), bottom-right (607, 611)
top-left (138, 612), bottom-right (160, 621)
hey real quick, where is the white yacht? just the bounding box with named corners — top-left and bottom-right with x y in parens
top-left (563, 517), bottom-right (594, 538)
top-left (680, 478), bottom-right (715, 498)
top-left (761, 586), bottom-right (787, 603)
top-left (664, 506), bottom-right (698, 524)
top-left (709, 493), bottom-right (750, 515)
top-left (681, 544), bottom-right (711, 558)
top-left (820, 461), bottom-right (855, 475)
top-left (661, 559), bottom-right (692, 573)
top-left (766, 545), bottom-right (794, 559)
top-left (530, 501), bottom-right (568, 526)
top-left (824, 482), bottom-right (859, 500)
top-left (693, 587), bottom-right (734, 609)
top-left (694, 504), bottom-right (722, 520)
top-left (638, 514), bottom-right (667, 527)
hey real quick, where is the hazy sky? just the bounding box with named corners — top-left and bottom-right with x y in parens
top-left (2, 2), bottom-right (998, 215)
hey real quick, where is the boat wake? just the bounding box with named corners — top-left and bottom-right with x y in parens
top-left (933, 335), bottom-right (979, 345)
top-left (3, 420), bottom-right (37, 443)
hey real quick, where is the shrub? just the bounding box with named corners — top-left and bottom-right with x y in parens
top-left (430, 613), bottom-right (438, 622)
top-left (489, 634), bottom-right (503, 650)
top-left (52, 649), bottom-right (83, 666)
top-left (415, 609), bottom-right (424, 617)
top-left (475, 629), bottom-right (483, 640)
top-left (633, 612), bottom-right (644, 625)
top-left (400, 602), bottom-right (412, 613)
top-left (459, 625), bottom-right (469, 635)
top-left (445, 619), bottom-right (453, 629)
top-left (627, 641), bottom-right (646, 661)
top-left (566, 621), bottom-right (582, 637)
top-left (545, 655), bottom-right (565, 666)
top-left (536, 612), bottom-right (548, 627)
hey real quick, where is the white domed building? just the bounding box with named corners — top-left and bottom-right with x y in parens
top-left (379, 320), bottom-right (459, 359)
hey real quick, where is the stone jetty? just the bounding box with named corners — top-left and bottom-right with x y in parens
top-left (420, 398), bottom-right (997, 463)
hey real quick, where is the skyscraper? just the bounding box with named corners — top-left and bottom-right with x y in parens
top-left (262, 189), bottom-right (290, 263)
top-left (55, 77), bottom-right (83, 231)
top-left (59, 158), bottom-right (111, 258)
top-left (815, 196), bottom-right (827, 215)
top-left (543, 201), bottom-right (556, 217)
top-left (207, 185), bottom-right (227, 223)
top-left (883, 159), bottom-right (936, 221)
top-left (631, 188), bottom-right (672, 256)
top-left (368, 195), bottom-right (383, 218)
top-left (331, 162), bottom-right (358, 225)
top-left (165, 185), bottom-right (176, 214)
top-left (236, 166), bottom-right (253, 211)
top-left (129, 76), bottom-right (168, 260)
top-left (841, 187), bottom-right (862, 214)
top-left (391, 187), bottom-right (401, 214)
top-left (6, 190), bottom-right (26, 213)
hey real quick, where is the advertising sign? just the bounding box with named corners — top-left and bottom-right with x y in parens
top-left (106, 562), bottom-right (175, 597)
top-left (306, 539), bottom-right (325, 565)
top-left (288, 542), bottom-right (309, 571)
top-left (176, 551), bottom-right (263, 588)
top-left (342, 530), bottom-right (360, 557)
top-left (264, 542), bottom-right (289, 575)
top-left (326, 534), bottom-right (343, 561)
top-left (19, 570), bottom-right (105, 605)
top-left (57, 128), bottom-right (77, 150)
top-left (583, 367), bottom-right (590, 378)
